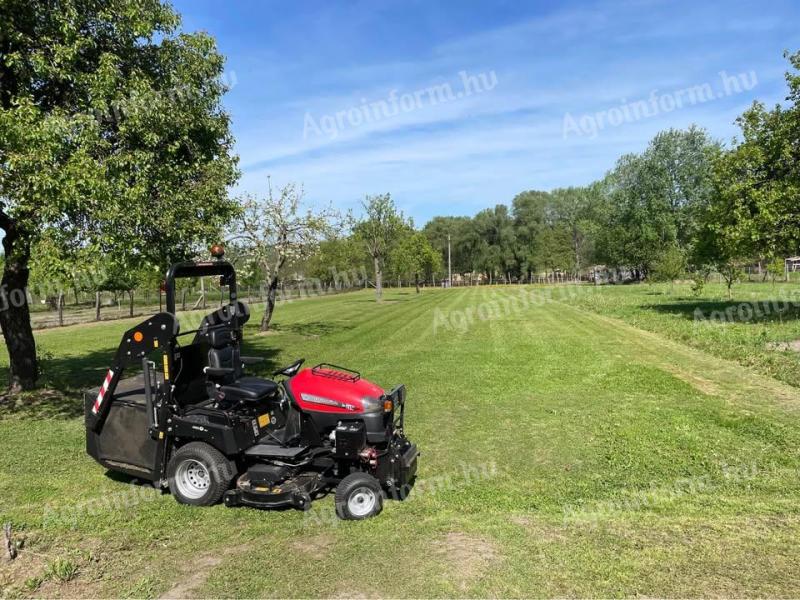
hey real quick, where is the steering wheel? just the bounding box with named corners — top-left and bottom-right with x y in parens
top-left (273, 358), bottom-right (305, 378)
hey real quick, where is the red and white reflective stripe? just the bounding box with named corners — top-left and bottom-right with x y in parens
top-left (92, 370), bottom-right (115, 415)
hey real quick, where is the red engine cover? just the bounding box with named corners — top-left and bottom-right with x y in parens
top-left (288, 367), bottom-right (385, 414)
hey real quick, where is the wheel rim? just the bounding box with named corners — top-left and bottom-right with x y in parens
top-left (175, 459), bottom-right (211, 500)
top-left (347, 486), bottom-right (377, 517)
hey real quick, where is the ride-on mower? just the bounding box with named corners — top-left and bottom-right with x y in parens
top-left (84, 247), bottom-right (418, 520)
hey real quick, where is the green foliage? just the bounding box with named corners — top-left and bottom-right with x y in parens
top-left (652, 246), bottom-right (687, 287)
top-left (0, 0), bottom-right (239, 265)
top-left (767, 258), bottom-right (786, 284)
top-left (0, 0), bottom-right (240, 389)
top-left (596, 127), bottom-right (718, 275)
top-left (422, 216), bottom-right (473, 274)
top-left (469, 205), bottom-right (517, 279)
top-left (390, 231), bottom-right (441, 290)
top-left (689, 271), bottom-right (708, 297)
top-left (710, 51), bottom-right (800, 259)
top-left (44, 558), bottom-right (79, 583)
top-left (305, 237), bottom-right (368, 286)
top-left (353, 194), bottom-right (407, 300)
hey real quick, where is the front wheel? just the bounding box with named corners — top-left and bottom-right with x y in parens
top-left (167, 442), bottom-right (235, 506)
top-left (335, 472), bottom-right (384, 520)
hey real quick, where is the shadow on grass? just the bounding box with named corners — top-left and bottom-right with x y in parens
top-left (267, 320), bottom-right (356, 338)
top-left (0, 342), bottom-right (284, 421)
top-left (344, 296), bottom-right (411, 304)
top-left (0, 389), bottom-right (85, 420)
top-left (644, 299), bottom-right (800, 324)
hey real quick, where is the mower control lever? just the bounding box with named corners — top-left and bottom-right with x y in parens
top-left (241, 356), bottom-right (265, 365)
top-left (142, 358), bottom-right (158, 433)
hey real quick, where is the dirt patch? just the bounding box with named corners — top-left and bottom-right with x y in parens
top-left (0, 551), bottom-right (47, 596)
top-left (510, 515), bottom-right (533, 527)
top-left (254, 329), bottom-right (280, 336)
top-left (433, 532), bottom-right (500, 591)
top-left (289, 533), bottom-right (335, 556)
top-left (661, 364), bottom-right (721, 396)
top-left (158, 544), bottom-right (250, 599)
top-left (158, 553), bottom-right (223, 599)
top-left (767, 340), bottom-right (800, 353)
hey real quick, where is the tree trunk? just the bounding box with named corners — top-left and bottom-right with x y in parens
top-left (261, 276), bottom-right (280, 332)
top-left (182, 289), bottom-right (188, 311)
top-left (0, 229), bottom-right (38, 392)
top-left (95, 291), bottom-right (101, 321)
top-left (373, 257), bottom-right (383, 302)
top-left (128, 290), bottom-right (134, 317)
top-left (57, 292), bottom-right (65, 327)
top-left (415, 272), bottom-right (420, 294)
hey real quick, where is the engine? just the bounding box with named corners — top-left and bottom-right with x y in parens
top-left (287, 365), bottom-right (400, 444)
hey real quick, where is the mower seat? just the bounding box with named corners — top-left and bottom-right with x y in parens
top-left (220, 377), bottom-right (278, 403)
top-left (206, 328), bottom-right (278, 403)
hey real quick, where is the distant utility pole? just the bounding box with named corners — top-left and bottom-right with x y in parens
top-left (447, 234), bottom-right (452, 288)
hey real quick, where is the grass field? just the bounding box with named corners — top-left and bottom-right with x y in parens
top-left (2, 285), bottom-right (800, 598)
top-left (562, 280), bottom-right (800, 388)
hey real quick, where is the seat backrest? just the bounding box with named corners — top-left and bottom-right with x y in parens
top-left (173, 341), bottom-right (211, 404)
top-left (207, 328), bottom-right (242, 384)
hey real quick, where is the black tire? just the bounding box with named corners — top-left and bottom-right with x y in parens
top-left (335, 472), bottom-right (383, 520)
top-left (167, 442), bottom-right (236, 506)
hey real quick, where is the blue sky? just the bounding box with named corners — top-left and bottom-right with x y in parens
top-left (173, 0), bottom-right (799, 226)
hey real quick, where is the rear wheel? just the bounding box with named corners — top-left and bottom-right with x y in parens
top-left (167, 442), bottom-right (235, 506)
top-left (335, 472), bottom-right (383, 520)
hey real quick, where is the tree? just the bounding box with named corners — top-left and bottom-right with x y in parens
top-left (470, 205), bottom-right (517, 282)
top-left (512, 190), bottom-right (549, 279)
top-left (305, 236), bottom-right (368, 289)
top-left (422, 216), bottom-right (472, 276)
top-left (709, 51), bottom-right (800, 260)
top-left (0, 1), bottom-right (239, 391)
top-left (549, 186), bottom-right (601, 275)
top-left (233, 182), bottom-right (336, 331)
top-left (391, 232), bottom-right (441, 293)
top-left (354, 194), bottom-right (405, 302)
top-left (651, 245), bottom-right (686, 293)
top-left (693, 184), bottom-right (749, 300)
top-left (596, 128), bottom-right (718, 277)
top-left (767, 258), bottom-right (786, 285)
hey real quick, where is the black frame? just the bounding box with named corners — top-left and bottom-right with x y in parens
top-left (164, 259), bottom-right (238, 316)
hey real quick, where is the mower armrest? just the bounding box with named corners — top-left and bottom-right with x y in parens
top-left (205, 367), bottom-right (235, 377)
top-left (241, 356), bottom-right (265, 365)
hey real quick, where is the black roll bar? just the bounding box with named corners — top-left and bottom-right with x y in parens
top-left (164, 259), bottom-right (238, 315)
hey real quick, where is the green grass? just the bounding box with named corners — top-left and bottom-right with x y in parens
top-left (561, 280), bottom-right (800, 388)
top-left (2, 285), bottom-right (800, 598)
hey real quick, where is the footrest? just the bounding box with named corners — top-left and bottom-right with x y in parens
top-left (244, 444), bottom-right (308, 458)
